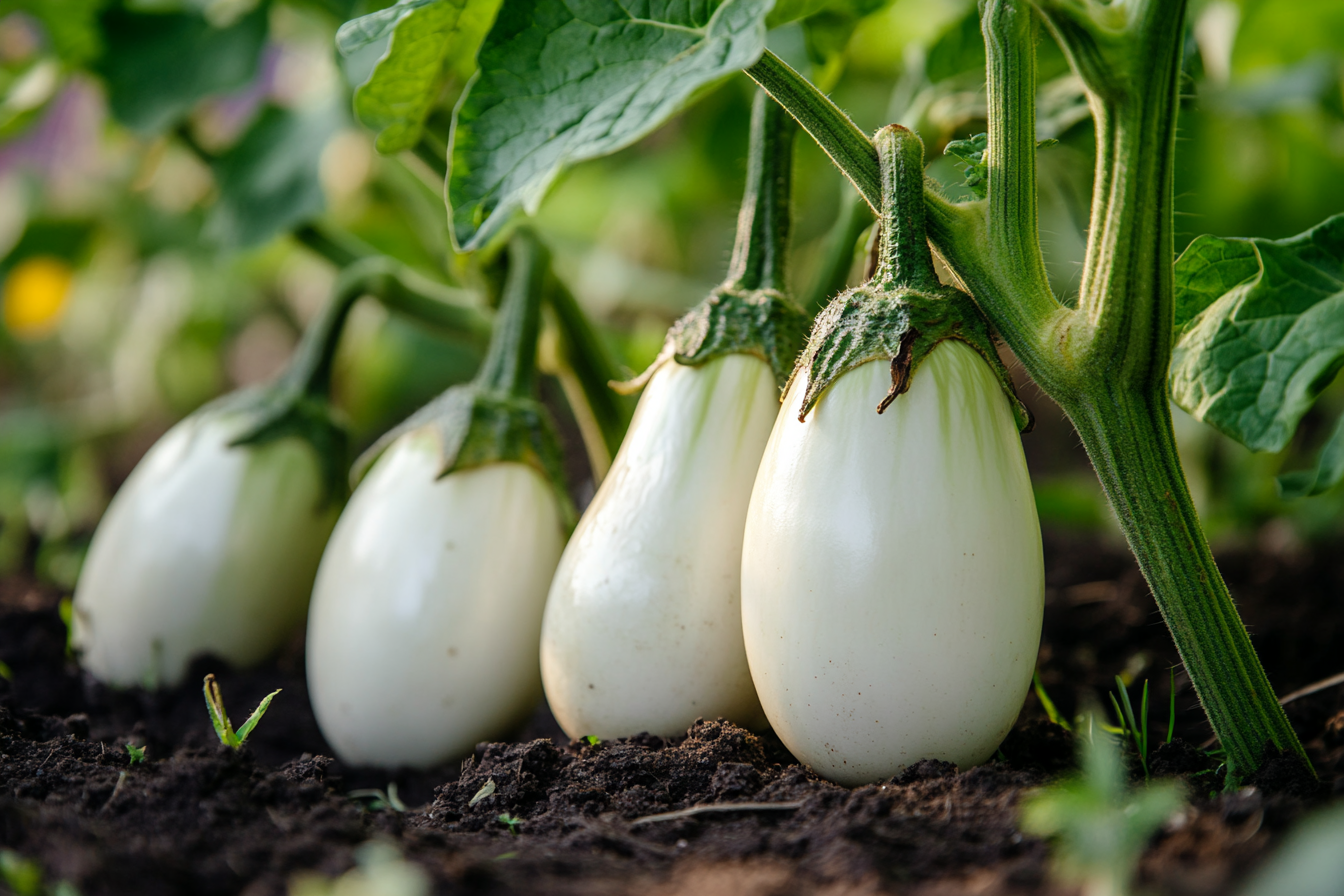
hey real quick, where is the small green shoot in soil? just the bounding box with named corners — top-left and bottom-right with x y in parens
top-left (202, 674), bottom-right (279, 750)
top-left (0, 849), bottom-right (80, 896)
top-left (0, 659), bottom-right (12, 681)
top-left (347, 784), bottom-right (407, 813)
top-left (1021, 715), bottom-right (1184, 896)
top-left (498, 812), bottom-right (522, 835)
top-left (1109, 676), bottom-right (1151, 778)
top-left (1033, 671), bottom-right (1072, 731)
top-left (584, 735), bottom-right (600, 746)
top-left (125, 744), bottom-right (146, 764)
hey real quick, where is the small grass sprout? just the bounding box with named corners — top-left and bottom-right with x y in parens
top-left (347, 784), bottom-right (407, 813)
top-left (1109, 676), bottom-right (1151, 779)
top-left (1021, 716), bottom-right (1184, 896)
top-left (202, 674), bottom-right (280, 749)
top-left (1033, 671), bottom-right (1072, 731)
top-left (497, 812), bottom-right (522, 835)
top-left (125, 743), bottom-right (146, 764)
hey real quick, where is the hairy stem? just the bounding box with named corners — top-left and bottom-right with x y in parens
top-left (727, 91), bottom-right (796, 292)
top-left (476, 230), bottom-right (547, 399)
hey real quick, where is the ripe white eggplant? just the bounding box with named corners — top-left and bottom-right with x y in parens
top-left (538, 93), bottom-right (807, 739)
top-left (740, 124), bottom-right (1043, 786)
top-left (305, 431), bottom-right (565, 767)
top-left (742, 344), bottom-right (1042, 785)
top-left (541, 353), bottom-right (778, 739)
top-left (304, 231), bottom-right (574, 768)
top-left (72, 410), bottom-right (338, 689)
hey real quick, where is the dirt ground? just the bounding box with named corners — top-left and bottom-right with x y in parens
top-left (2, 528), bottom-right (1341, 896)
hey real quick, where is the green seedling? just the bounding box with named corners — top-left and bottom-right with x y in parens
top-left (57, 598), bottom-right (73, 659)
top-left (1109, 676), bottom-right (1151, 779)
top-left (202, 674), bottom-right (279, 750)
top-left (125, 744), bottom-right (146, 764)
top-left (348, 784), bottom-right (407, 813)
top-left (497, 813), bottom-right (522, 835)
top-left (0, 850), bottom-right (43, 896)
top-left (1033, 671), bottom-right (1072, 731)
top-left (1021, 715), bottom-right (1184, 896)
top-left (0, 659), bottom-right (12, 681)
top-left (584, 735), bottom-right (600, 746)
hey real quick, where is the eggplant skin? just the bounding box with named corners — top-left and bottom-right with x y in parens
top-left (306, 430), bottom-right (564, 769)
top-left (72, 412), bottom-right (338, 690)
top-left (541, 353), bottom-right (776, 741)
top-left (742, 341), bottom-right (1044, 786)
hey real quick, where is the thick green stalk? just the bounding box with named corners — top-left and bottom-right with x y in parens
top-left (726, 92), bottom-right (796, 292)
top-left (871, 125), bottom-right (939, 292)
top-left (476, 230), bottom-right (547, 399)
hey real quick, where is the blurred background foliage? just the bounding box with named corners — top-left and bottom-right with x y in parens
top-left (0, 0), bottom-right (1341, 589)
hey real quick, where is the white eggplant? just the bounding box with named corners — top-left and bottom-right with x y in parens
top-left (72, 410), bottom-right (338, 688)
top-left (740, 124), bottom-right (1042, 786)
top-left (305, 430), bottom-right (565, 768)
top-left (541, 353), bottom-right (778, 739)
top-left (742, 343), bottom-right (1042, 785)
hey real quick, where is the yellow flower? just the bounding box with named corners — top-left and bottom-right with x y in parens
top-left (3, 256), bottom-right (73, 338)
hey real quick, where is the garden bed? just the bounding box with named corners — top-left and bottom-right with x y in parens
top-left (1, 531), bottom-right (1341, 895)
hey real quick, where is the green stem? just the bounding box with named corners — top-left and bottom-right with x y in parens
top-left (726, 91), bottom-right (796, 292)
top-left (476, 230), bottom-right (547, 399)
top-left (871, 125), bottom-right (938, 292)
top-left (545, 277), bottom-right (632, 459)
top-left (1070, 387), bottom-right (1306, 783)
top-left (803, 188), bottom-right (874, 313)
top-left (746, 51), bottom-right (880, 214)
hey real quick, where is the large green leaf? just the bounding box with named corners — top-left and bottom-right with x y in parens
top-left (1169, 214), bottom-right (1344, 453)
top-left (447, 0), bottom-right (774, 251)
top-left (205, 101), bottom-right (346, 248)
top-left (94, 5), bottom-right (268, 134)
top-left (1276, 413), bottom-right (1344, 499)
top-left (336, 0), bottom-right (502, 153)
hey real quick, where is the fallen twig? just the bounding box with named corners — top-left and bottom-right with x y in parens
top-left (628, 801), bottom-right (805, 826)
top-left (1278, 670), bottom-right (1344, 706)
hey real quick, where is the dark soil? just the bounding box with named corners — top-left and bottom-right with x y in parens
top-left (2, 532), bottom-right (1343, 896)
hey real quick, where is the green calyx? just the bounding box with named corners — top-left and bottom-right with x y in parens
top-left (791, 125), bottom-right (1030, 431)
top-left (353, 230), bottom-right (576, 529)
top-left (621, 91), bottom-right (808, 394)
top-left (221, 386), bottom-right (350, 509)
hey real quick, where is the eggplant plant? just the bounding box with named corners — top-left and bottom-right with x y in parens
top-left (305, 231), bottom-right (573, 769)
top-left (422, 0), bottom-right (1330, 785)
top-left (742, 125), bottom-right (1041, 785)
top-left (71, 257), bottom-right (486, 689)
top-left (540, 92), bottom-right (807, 740)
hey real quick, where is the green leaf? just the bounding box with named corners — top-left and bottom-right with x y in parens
top-left (447, 0), bottom-right (773, 251)
top-left (925, 6), bottom-right (984, 83)
top-left (93, 5), bottom-right (268, 134)
top-left (234, 687), bottom-right (281, 743)
top-left (1170, 214), bottom-right (1344, 453)
top-left (337, 0), bottom-right (502, 153)
top-left (1277, 413), bottom-right (1344, 499)
top-left (205, 101), bottom-right (347, 248)
top-left (796, 0), bottom-right (892, 69)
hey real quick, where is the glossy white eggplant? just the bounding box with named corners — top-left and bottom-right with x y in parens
top-left (305, 430), bottom-right (565, 768)
top-left (541, 353), bottom-right (778, 739)
top-left (72, 410), bottom-right (338, 689)
top-left (741, 341), bottom-right (1043, 785)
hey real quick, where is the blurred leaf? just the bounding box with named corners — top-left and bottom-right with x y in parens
top-left (205, 101), bottom-right (346, 248)
top-left (925, 6), bottom-right (983, 83)
top-left (5, 0), bottom-right (107, 64)
top-left (1170, 214), bottom-right (1344, 453)
top-left (94, 5), bottom-right (268, 134)
top-left (798, 0), bottom-right (892, 69)
top-left (1239, 803), bottom-right (1344, 896)
top-left (337, 0), bottom-right (502, 153)
top-left (1277, 413), bottom-right (1344, 499)
top-left (1204, 55), bottom-right (1344, 118)
top-left (447, 0), bottom-right (772, 251)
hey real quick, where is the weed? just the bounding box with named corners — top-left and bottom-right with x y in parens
top-left (202, 674), bottom-right (279, 750)
top-left (125, 744), bottom-right (146, 764)
top-left (347, 784), bottom-right (407, 813)
top-left (497, 813), bottom-right (522, 835)
top-left (1033, 671), bottom-right (1072, 731)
